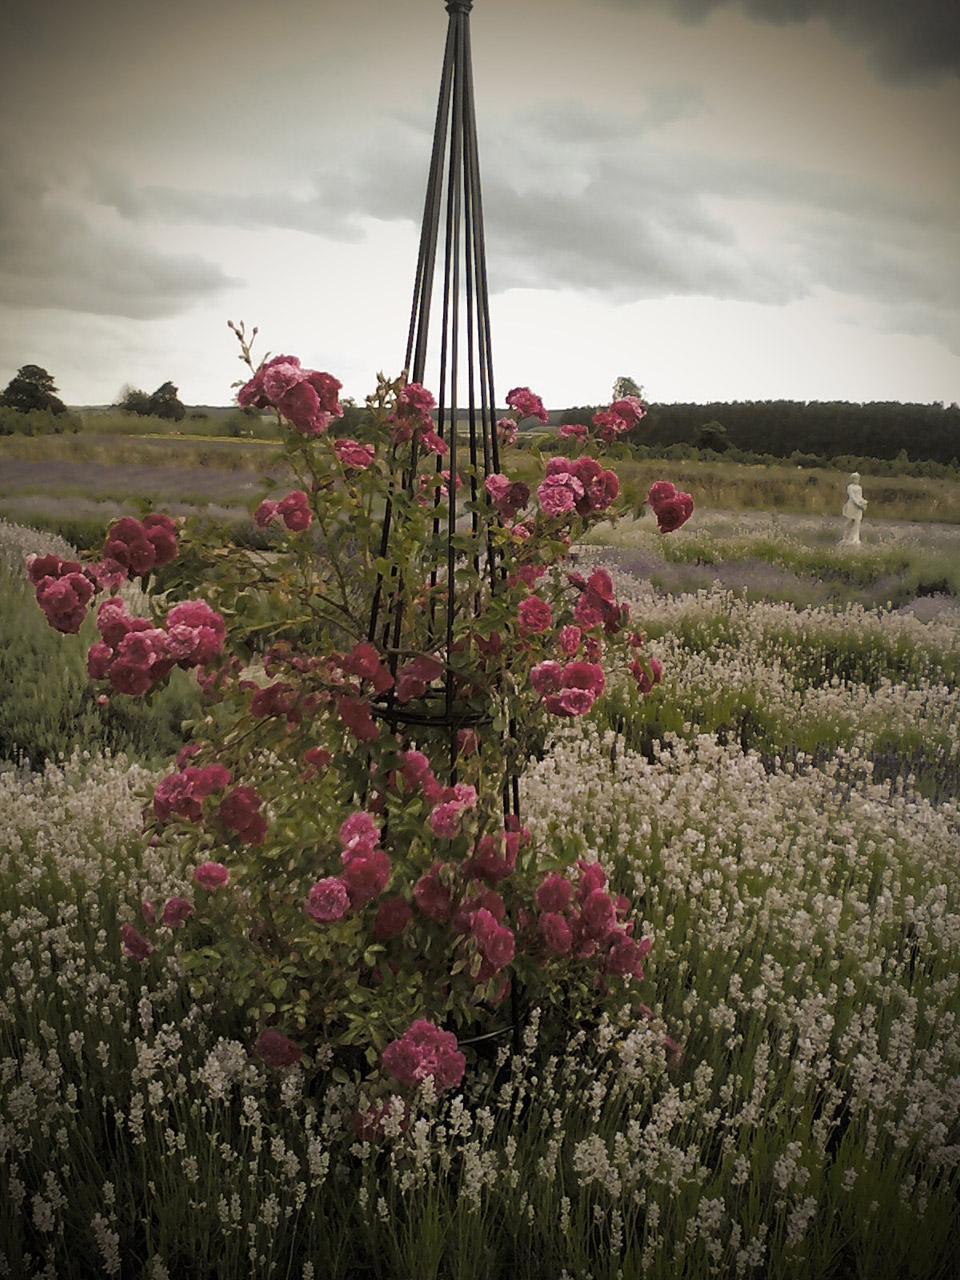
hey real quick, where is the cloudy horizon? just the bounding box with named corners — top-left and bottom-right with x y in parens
top-left (1, 0), bottom-right (958, 410)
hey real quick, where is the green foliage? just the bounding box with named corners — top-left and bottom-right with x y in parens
top-left (0, 405), bottom-right (81, 435)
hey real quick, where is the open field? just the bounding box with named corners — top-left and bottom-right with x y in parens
top-left (2, 461), bottom-right (960, 1277)
top-left (4, 423), bottom-right (960, 526)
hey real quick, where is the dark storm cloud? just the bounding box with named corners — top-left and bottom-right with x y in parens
top-left (601, 0), bottom-right (960, 82)
top-left (0, 151), bottom-right (240, 320)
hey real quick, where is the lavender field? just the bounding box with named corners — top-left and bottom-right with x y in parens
top-left (2, 508), bottom-right (959, 1278)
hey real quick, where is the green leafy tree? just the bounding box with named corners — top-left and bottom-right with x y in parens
top-left (695, 419), bottom-right (729, 453)
top-left (119, 386), bottom-right (153, 415)
top-left (612, 374), bottom-right (643, 401)
top-left (149, 380), bottom-right (186, 422)
top-left (119, 381), bottom-right (187, 422)
top-left (0, 364), bottom-right (67, 415)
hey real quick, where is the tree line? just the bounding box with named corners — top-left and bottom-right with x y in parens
top-left (559, 398), bottom-right (960, 466)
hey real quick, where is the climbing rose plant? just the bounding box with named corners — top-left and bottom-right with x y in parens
top-left (28, 323), bottom-right (693, 1098)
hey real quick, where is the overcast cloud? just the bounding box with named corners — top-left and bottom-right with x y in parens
top-left (0, 0), bottom-right (957, 406)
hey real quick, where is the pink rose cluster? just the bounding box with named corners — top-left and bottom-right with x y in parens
top-left (388, 382), bottom-right (446, 455)
top-left (305, 810), bottom-right (391, 924)
top-left (647, 480), bottom-right (694, 534)
top-left (26, 513), bottom-right (179, 635)
top-left (153, 759), bottom-right (231, 823)
top-left (484, 473), bottom-right (530, 521)
top-left (428, 782), bottom-right (478, 839)
top-left (86, 596), bottom-right (225, 696)
top-left (505, 386), bottom-right (548, 425)
top-left (534, 862), bottom-right (651, 982)
top-left (254, 490), bottom-right (313, 531)
top-left (102, 514), bottom-right (179, 579)
top-left (529, 658), bottom-right (605, 717)
top-left (537, 455), bottom-right (618, 519)
top-left (591, 395), bottom-right (647, 443)
top-left (381, 1018), bottom-right (466, 1093)
top-left (239, 355), bottom-right (343, 437)
top-left (567, 567), bottom-right (629, 634)
top-left (26, 554), bottom-right (96, 635)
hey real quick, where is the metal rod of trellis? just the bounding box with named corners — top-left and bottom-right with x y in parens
top-left (369, 0), bottom-right (512, 792)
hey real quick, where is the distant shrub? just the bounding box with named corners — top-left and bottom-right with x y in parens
top-left (0, 406), bottom-right (82, 436)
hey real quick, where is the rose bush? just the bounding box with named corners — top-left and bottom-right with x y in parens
top-left (28, 322), bottom-right (693, 1097)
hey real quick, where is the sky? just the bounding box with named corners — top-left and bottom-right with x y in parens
top-left (1, 0), bottom-right (958, 410)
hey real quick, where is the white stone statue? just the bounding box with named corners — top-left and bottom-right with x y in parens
top-left (841, 472), bottom-right (867, 545)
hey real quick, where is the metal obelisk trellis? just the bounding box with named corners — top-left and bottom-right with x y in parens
top-left (369, 0), bottom-right (518, 813)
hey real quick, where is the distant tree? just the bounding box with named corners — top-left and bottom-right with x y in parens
top-left (119, 386), bottom-right (153, 415)
top-left (695, 420), bottom-right (729, 453)
top-left (1, 364), bottom-right (67, 415)
top-left (148, 381), bottom-right (186, 422)
top-left (119, 381), bottom-right (186, 422)
top-left (612, 375), bottom-right (643, 401)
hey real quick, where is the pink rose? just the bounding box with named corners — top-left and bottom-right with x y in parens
top-left (160, 896), bottom-right (194, 928)
top-left (306, 877), bottom-right (351, 922)
top-left (254, 499), bottom-right (279, 528)
top-left (505, 386), bottom-right (548, 424)
top-left (647, 480), bottom-right (677, 510)
top-left (536, 873), bottom-right (572, 913)
top-left (340, 810), bottom-right (381, 856)
top-left (253, 1028), bottom-right (302, 1069)
top-left (497, 417), bottom-right (518, 448)
top-left (467, 831), bottom-right (518, 884)
top-left (121, 922), bottom-right (154, 961)
top-left (559, 625), bottom-right (581, 656)
top-left (558, 422), bottom-right (588, 442)
top-left (429, 801), bottom-right (463, 839)
top-left (539, 912), bottom-right (573, 956)
top-left (142, 513), bottom-right (179, 568)
top-left (26, 553), bottom-right (83, 586)
top-left (334, 438), bottom-right (375, 470)
top-left (382, 1019), bottom-right (465, 1092)
top-left (339, 641), bottom-right (393, 693)
top-left (372, 896), bottom-right (412, 941)
top-left (341, 848), bottom-right (391, 908)
top-left (336, 695), bottom-right (380, 741)
top-left (471, 908), bottom-right (515, 971)
top-left (262, 360), bottom-right (304, 402)
top-left (537, 473), bottom-right (583, 517)
top-left (578, 861), bottom-right (607, 898)
top-left (395, 655), bottom-right (443, 704)
top-left (413, 863), bottom-right (452, 922)
top-left (581, 888), bottom-right (616, 938)
top-left (654, 497), bottom-right (691, 534)
top-left (277, 490), bottom-right (312, 532)
top-left (543, 661), bottom-right (605, 717)
top-left (530, 661), bottom-right (563, 696)
top-left (219, 786), bottom-right (267, 845)
top-left (517, 595), bottom-right (552, 634)
top-left (631, 655), bottom-right (663, 695)
top-left (193, 861), bottom-right (230, 890)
